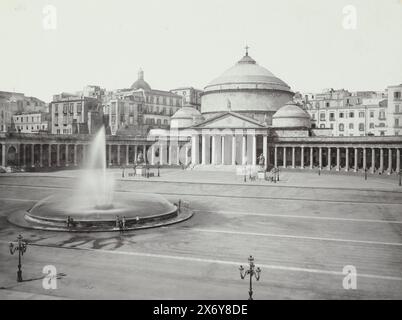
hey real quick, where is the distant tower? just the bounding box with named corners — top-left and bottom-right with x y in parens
top-left (138, 68), bottom-right (144, 80)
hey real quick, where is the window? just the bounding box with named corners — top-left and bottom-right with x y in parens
top-left (349, 112), bottom-right (354, 118)
top-left (326, 102), bottom-right (330, 107)
top-left (320, 124), bottom-right (325, 128)
top-left (369, 123), bottom-right (374, 129)
top-left (394, 91), bottom-right (401, 100)
top-left (359, 111), bottom-right (365, 118)
top-left (396, 118), bottom-right (400, 126)
top-left (320, 113), bottom-right (325, 121)
top-left (359, 123), bottom-right (364, 131)
top-left (339, 123), bottom-right (345, 131)
top-left (349, 123), bottom-right (354, 129)
top-left (370, 111), bottom-right (374, 118)
top-left (379, 110), bottom-right (386, 120)
top-left (329, 113), bottom-right (335, 121)
top-left (339, 112), bottom-right (344, 118)
top-left (396, 105), bottom-right (400, 113)
top-left (330, 123), bottom-right (334, 129)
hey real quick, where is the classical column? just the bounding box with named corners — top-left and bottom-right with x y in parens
top-left (39, 144), bottom-right (43, 167)
top-left (371, 148), bottom-right (375, 173)
top-left (221, 135), bottom-right (225, 165)
top-left (185, 145), bottom-right (189, 165)
top-left (318, 147), bottom-right (322, 169)
top-left (117, 144), bottom-right (121, 165)
top-left (379, 148), bottom-right (384, 173)
top-left (336, 147), bottom-right (340, 171)
top-left (252, 135), bottom-right (257, 166)
top-left (211, 135), bottom-right (216, 165)
top-left (23, 144), bottom-right (26, 167)
top-left (201, 135), bottom-right (207, 165)
top-left (151, 145), bottom-right (155, 165)
top-left (353, 148), bottom-right (358, 172)
top-left (345, 147), bottom-right (349, 171)
top-left (300, 146), bottom-right (304, 169)
top-left (159, 142), bottom-right (165, 165)
top-left (274, 146), bottom-right (278, 168)
top-left (126, 145), bottom-right (129, 165)
top-left (242, 135), bottom-right (247, 165)
top-left (83, 144), bottom-right (87, 164)
top-left (56, 144), bottom-right (60, 167)
top-left (387, 148), bottom-right (392, 175)
top-left (291, 147), bottom-right (295, 168)
top-left (134, 146), bottom-right (138, 163)
top-left (191, 135), bottom-right (199, 165)
top-left (327, 147), bottom-right (331, 170)
top-left (232, 135), bottom-right (236, 166)
top-left (396, 149), bottom-right (400, 173)
top-left (108, 145), bottom-right (112, 166)
top-left (263, 135), bottom-right (268, 170)
top-left (283, 146), bottom-right (287, 168)
top-left (176, 145), bottom-right (181, 165)
top-left (31, 144), bottom-right (35, 167)
top-left (73, 144), bottom-right (77, 166)
top-left (65, 144), bottom-right (69, 167)
top-left (310, 147), bottom-right (313, 169)
top-left (1, 144), bottom-right (5, 167)
top-left (48, 145), bottom-right (52, 167)
top-left (143, 145), bottom-right (147, 163)
top-left (363, 148), bottom-right (367, 171)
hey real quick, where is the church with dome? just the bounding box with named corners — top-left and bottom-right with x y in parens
top-left (157, 48), bottom-right (401, 175)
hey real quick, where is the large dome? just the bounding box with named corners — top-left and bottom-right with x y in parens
top-left (201, 50), bottom-right (294, 123)
top-left (205, 54), bottom-right (291, 92)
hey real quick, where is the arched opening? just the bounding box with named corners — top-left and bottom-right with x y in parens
top-left (7, 146), bottom-right (17, 166)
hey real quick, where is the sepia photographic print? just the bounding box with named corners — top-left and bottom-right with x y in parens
top-left (0, 0), bottom-right (402, 310)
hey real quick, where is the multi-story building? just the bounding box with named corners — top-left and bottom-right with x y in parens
top-left (170, 87), bottom-right (203, 111)
top-left (103, 69), bottom-right (183, 135)
top-left (0, 97), bottom-right (13, 132)
top-left (0, 91), bottom-right (47, 113)
top-left (12, 112), bottom-right (49, 133)
top-left (304, 87), bottom-right (400, 136)
top-left (49, 93), bottom-right (103, 135)
top-left (387, 84), bottom-right (402, 136)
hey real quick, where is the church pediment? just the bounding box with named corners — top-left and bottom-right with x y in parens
top-left (193, 112), bottom-right (266, 129)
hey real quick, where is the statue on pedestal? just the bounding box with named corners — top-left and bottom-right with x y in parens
top-left (258, 153), bottom-right (265, 169)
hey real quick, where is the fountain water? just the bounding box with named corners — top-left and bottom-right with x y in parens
top-left (10, 127), bottom-right (193, 232)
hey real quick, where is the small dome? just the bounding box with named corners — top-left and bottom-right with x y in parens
top-left (171, 107), bottom-right (202, 119)
top-left (131, 68), bottom-right (151, 90)
top-left (272, 101), bottom-right (311, 128)
top-left (171, 107), bottom-right (203, 129)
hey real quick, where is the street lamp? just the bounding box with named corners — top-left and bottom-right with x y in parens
top-left (364, 168), bottom-right (367, 180)
top-left (318, 166), bottom-right (321, 176)
top-left (399, 170), bottom-right (401, 187)
top-left (157, 161), bottom-right (160, 177)
top-left (277, 167), bottom-right (280, 181)
top-left (9, 234), bottom-right (28, 282)
top-left (239, 255), bottom-right (261, 300)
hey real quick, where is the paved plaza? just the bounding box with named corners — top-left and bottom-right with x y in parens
top-left (0, 168), bottom-right (402, 299)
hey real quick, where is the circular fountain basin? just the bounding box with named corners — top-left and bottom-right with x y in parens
top-left (9, 191), bottom-right (192, 232)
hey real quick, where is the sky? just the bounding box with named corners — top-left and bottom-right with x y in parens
top-left (0, 0), bottom-right (401, 102)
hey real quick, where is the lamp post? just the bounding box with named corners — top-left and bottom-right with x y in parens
top-left (277, 167), bottom-right (280, 181)
top-left (9, 234), bottom-right (28, 282)
top-left (157, 162), bottom-right (160, 177)
top-left (239, 255), bottom-right (261, 300)
top-left (364, 168), bottom-right (367, 180)
top-left (243, 156), bottom-right (248, 183)
top-left (318, 166), bottom-right (321, 176)
top-left (399, 170), bottom-right (401, 187)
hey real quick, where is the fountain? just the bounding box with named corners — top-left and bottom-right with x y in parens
top-left (9, 127), bottom-right (192, 232)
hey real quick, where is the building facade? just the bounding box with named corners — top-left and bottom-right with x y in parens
top-left (12, 112), bottom-right (49, 133)
top-left (170, 87), bottom-right (203, 111)
top-left (49, 93), bottom-right (102, 135)
top-left (304, 86), bottom-right (401, 137)
top-left (103, 69), bottom-right (183, 135)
